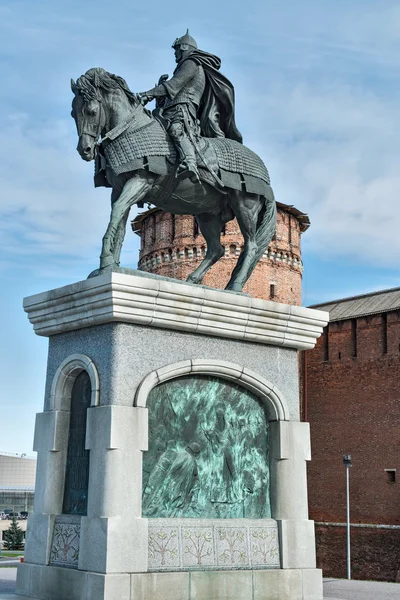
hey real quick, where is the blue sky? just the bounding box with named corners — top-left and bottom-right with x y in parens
top-left (1, 0), bottom-right (400, 455)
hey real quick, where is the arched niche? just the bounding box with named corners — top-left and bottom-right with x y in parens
top-left (49, 353), bottom-right (100, 411)
top-left (135, 359), bottom-right (289, 422)
top-left (48, 354), bottom-right (100, 516)
top-left (136, 360), bottom-right (290, 521)
top-left (62, 370), bottom-right (91, 516)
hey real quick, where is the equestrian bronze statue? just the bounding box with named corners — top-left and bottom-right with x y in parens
top-left (71, 32), bottom-right (276, 292)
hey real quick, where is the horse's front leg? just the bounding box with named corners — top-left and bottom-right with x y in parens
top-left (100, 174), bottom-right (154, 269)
top-left (112, 206), bottom-right (131, 266)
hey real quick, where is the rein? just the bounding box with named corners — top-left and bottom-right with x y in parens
top-left (80, 99), bottom-right (153, 147)
top-left (79, 101), bottom-right (106, 140)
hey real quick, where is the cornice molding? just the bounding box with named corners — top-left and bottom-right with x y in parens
top-left (24, 269), bottom-right (328, 349)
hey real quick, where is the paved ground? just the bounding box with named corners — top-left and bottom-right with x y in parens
top-left (324, 578), bottom-right (400, 599)
top-left (0, 570), bottom-right (399, 599)
top-left (0, 568), bottom-right (17, 595)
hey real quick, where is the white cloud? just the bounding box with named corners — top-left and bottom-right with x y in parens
top-left (1, 0), bottom-right (400, 276)
top-left (0, 113), bottom-right (140, 276)
top-left (241, 69), bottom-right (400, 268)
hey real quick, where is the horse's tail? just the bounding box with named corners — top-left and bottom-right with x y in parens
top-left (229, 188), bottom-right (277, 281)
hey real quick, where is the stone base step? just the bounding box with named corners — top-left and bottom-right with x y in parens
top-left (0, 595), bottom-right (31, 600)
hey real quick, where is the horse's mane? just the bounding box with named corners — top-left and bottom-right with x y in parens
top-left (75, 68), bottom-right (139, 106)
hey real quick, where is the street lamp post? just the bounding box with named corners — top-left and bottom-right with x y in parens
top-left (342, 454), bottom-right (352, 580)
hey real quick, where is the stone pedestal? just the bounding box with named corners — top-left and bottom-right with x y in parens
top-left (17, 269), bottom-right (328, 600)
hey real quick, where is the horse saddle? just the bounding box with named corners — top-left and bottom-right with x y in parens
top-left (97, 118), bottom-right (272, 200)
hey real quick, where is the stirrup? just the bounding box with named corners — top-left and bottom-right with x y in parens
top-left (176, 162), bottom-right (201, 184)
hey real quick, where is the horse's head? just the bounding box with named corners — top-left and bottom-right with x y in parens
top-left (71, 67), bottom-right (139, 162)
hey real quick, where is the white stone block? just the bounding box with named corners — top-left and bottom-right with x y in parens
top-left (269, 422), bottom-right (311, 522)
top-left (131, 572), bottom-right (190, 600)
top-left (79, 516), bottom-right (148, 573)
top-left (78, 516), bottom-right (107, 573)
top-left (302, 569), bottom-right (323, 600)
top-left (253, 569), bottom-right (303, 600)
top-left (31, 411), bottom-right (69, 516)
top-left (270, 458), bottom-right (309, 520)
top-left (87, 573), bottom-right (131, 600)
top-left (24, 513), bottom-right (55, 565)
top-left (86, 405), bottom-right (148, 451)
top-left (85, 407), bottom-right (145, 519)
top-left (190, 570), bottom-right (253, 600)
top-left (278, 520), bottom-right (316, 569)
top-left (21, 272), bottom-right (322, 599)
top-left (28, 563), bottom-right (88, 600)
top-left (33, 411), bottom-right (69, 452)
top-left (32, 450), bottom-right (66, 515)
top-left (270, 421), bottom-right (311, 461)
top-left (15, 562), bottom-right (32, 596)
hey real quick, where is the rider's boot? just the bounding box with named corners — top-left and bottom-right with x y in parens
top-left (174, 137), bottom-right (201, 184)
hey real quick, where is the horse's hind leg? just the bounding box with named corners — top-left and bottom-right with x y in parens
top-left (186, 213), bottom-right (225, 285)
top-left (226, 191), bottom-right (262, 292)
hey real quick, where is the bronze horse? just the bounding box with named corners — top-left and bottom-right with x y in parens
top-left (71, 68), bottom-right (276, 291)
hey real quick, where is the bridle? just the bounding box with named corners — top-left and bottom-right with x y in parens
top-left (77, 97), bottom-right (106, 143)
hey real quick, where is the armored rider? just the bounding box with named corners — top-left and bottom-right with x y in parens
top-left (139, 30), bottom-right (242, 183)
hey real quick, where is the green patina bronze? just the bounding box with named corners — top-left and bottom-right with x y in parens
top-left (71, 31), bottom-right (277, 292)
top-left (142, 375), bottom-right (270, 519)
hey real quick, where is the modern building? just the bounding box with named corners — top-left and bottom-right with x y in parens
top-left (131, 202), bottom-right (309, 304)
top-left (302, 288), bottom-right (400, 582)
top-left (0, 452), bottom-right (36, 514)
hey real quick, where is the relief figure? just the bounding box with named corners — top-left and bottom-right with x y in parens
top-left (143, 441), bottom-right (201, 517)
top-left (202, 409), bottom-right (242, 505)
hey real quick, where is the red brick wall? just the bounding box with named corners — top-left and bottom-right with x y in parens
top-left (316, 525), bottom-right (400, 582)
top-left (303, 310), bottom-right (400, 580)
top-left (135, 208), bottom-right (304, 304)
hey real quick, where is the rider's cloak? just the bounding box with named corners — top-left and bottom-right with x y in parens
top-left (178, 50), bottom-right (243, 144)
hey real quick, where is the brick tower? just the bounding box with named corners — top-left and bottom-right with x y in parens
top-left (131, 202), bottom-right (309, 304)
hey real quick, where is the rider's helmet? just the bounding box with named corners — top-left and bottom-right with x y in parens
top-left (172, 29), bottom-right (198, 50)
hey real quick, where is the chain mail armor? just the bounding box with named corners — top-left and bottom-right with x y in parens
top-left (163, 63), bottom-right (206, 110)
top-left (212, 139), bottom-right (270, 184)
top-left (101, 120), bottom-right (272, 198)
top-left (103, 121), bottom-right (176, 176)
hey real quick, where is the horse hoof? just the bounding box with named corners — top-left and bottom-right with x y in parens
top-left (87, 265), bottom-right (114, 279)
top-left (187, 276), bottom-right (201, 285)
top-left (87, 269), bottom-right (101, 279)
top-left (225, 283), bottom-right (243, 292)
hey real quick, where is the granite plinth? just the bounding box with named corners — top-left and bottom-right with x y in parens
top-left (19, 272), bottom-right (328, 600)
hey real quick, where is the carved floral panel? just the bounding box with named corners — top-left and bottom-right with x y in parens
top-left (216, 527), bottom-right (249, 567)
top-left (181, 526), bottom-right (215, 568)
top-left (148, 526), bottom-right (180, 569)
top-left (148, 520), bottom-right (280, 571)
top-left (50, 521), bottom-right (81, 569)
top-left (250, 527), bottom-right (280, 567)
